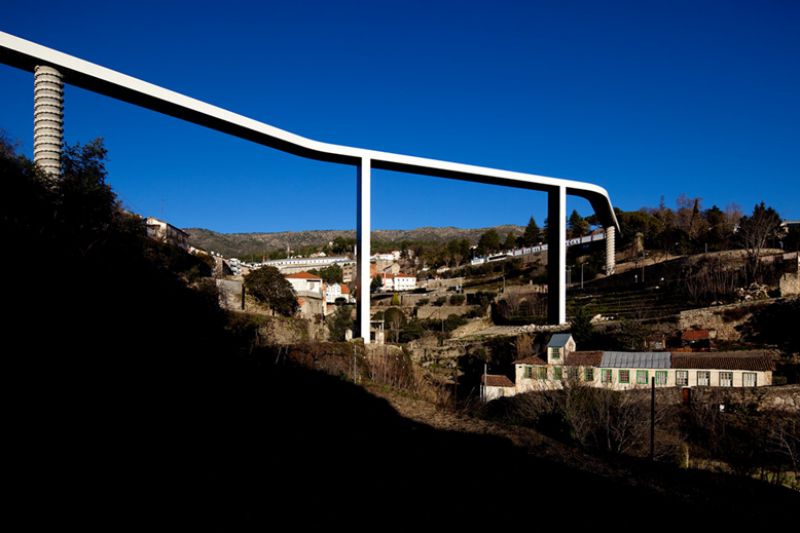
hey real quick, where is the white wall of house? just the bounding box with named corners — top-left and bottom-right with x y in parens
top-left (546, 338), bottom-right (575, 364)
top-left (515, 364), bottom-right (771, 392)
top-left (482, 385), bottom-right (517, 401)
top-left (287, 277), bottom-right (323, 295)
top-left (515, 365), bottom-right (563, 392)
top-left (382, 274), bottom-right (417, 292)
top-left (325, 283), bottom-right (351, 303)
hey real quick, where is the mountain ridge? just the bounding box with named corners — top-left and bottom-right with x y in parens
top-left (186, 225), bottom-right (526, 257)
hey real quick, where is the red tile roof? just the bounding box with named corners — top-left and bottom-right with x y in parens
top-left (671, 351), bottom-right (774, 371)
top-left (285, 272), bottom-right (321, 280)
top-left (682, 329), bottom-right (711, 341)
top-left (565, 351), bottom-right (603, 367)
top-left (514, 356), bottom-right (548, 366)
top-left (481, 374), bottom-right (515, 388)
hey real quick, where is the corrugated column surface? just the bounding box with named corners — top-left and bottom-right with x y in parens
top-left (605, 226), bottom-right (616, 275)
top-left (33, 64), bottom-right (63, 177)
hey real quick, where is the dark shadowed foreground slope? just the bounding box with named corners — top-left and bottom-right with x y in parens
top-left (3, 139), bottom-right (796, 528)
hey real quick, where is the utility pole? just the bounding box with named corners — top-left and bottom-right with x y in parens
top-left (482, 363), bottom-right (488, 403)
top-left (352, 344), bottom-right (358, 384)
top-left (650, 376), bottom-right (656, 461)
top-left (641, 250), bottom-right (646, 284)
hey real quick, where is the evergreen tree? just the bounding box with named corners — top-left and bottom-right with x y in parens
top-left (568, 210), bottom-right (589, 238)
top-left (477, 229), bottom-right (501, 255)
top-left (522, 216), bottom-right (540, 246)
top-left (504, 231), bottom-right (516, 250)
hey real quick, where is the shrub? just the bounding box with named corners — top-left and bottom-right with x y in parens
top-left (244, 266), bottom-right (299, 317)
top-left (449, 294), bottom-right (465, 305)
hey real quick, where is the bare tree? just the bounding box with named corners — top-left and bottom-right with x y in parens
top-left (738, 202), bottom-right (782, 282)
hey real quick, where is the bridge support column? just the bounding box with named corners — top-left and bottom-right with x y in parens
top-left (605, 226), bottom-right (616, 275)
top-left (547, 185), bottom-right (566, 324)
top-left (356, 157), bottom-right (371, 343)
top-left (34, 64), bottom-right (63, 178)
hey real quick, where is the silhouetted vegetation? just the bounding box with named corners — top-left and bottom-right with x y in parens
top-left (244, 265), bottom-right (299, 316)
top-left (4, 135), bottom-right (797, 526)
top-left (326, 305), bottom-right (354, 341)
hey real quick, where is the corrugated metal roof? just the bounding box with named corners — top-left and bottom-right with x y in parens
top-left (600, 351), bottom-right (671, 369)
top-left (547, 333), bottom-right (573, 348)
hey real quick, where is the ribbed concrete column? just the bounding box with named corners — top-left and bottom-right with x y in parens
top-left (33, 65), bottom-right (64, 178)
top-left (605, 226), bottom-right (616, 275)
top-left (356, 157), bottom-right (371, 343)
top-left (547, 186), bottom-right (566, 324)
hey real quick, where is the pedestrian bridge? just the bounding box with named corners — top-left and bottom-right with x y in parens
top-left (0, 30), bottom-right (620, 342)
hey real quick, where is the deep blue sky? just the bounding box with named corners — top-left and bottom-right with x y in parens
top-left (1, 1), bottom-right (798, 233)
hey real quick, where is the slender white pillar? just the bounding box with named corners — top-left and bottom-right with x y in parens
top-left (605, 226), bottom-right (616, 275)
top-left (356, 157), bottom-right (371, 343)
top-left (33, 64), bottom-right (63, 178)
top-left (547, 186), bottom-right (566, 324)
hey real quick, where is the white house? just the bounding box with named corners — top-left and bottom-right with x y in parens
top-left (381, 273), bottom-right (417, 292)
top-left (325, 282), bottom-right (352, 304)
top-left (481, 374), bottom-right (516, 401)
top-left (512, 336), bottom-right (775, 396)
top-left (285, 272), bottom-right (323, 296)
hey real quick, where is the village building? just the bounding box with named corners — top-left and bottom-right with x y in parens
top-left (498, 333), bottom-right (775, 401)
top-left (296, 292), bottom-right (325, 320)
top-left (261, 256), bottom-right (354, 275)
top-left (512, 337), bottom-right (774, 396)
top-left (284, 272), bottom-right (326, 319)
top-left (681, 328), bottom-right (717, 350)
top-left (285, 272), bottom-right (323, 296)
top-left (381, 273), bottom-right (417, 292)
top-left (145, 217), bottom-right (189, 250)
top-left (325, 282), bottom-right (351, 304)
top-left (481, 374), bottom-right (516, 401)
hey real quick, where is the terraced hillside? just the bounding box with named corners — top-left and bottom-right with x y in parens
top-left (567, 285), bottom-right (699, 321)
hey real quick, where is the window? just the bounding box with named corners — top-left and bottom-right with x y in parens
top-left (743, 372), bottom-right (757, 387)
top-left (676, 370), bottom-right (689, 387)
top-left (537, 367), bottom-right (548, 380)
top-left (619, 370), bottom-right (630, 384)
top-left (601, 369), bottom-right (612, 384)
top-left (655, 371), bottom-right (668, 386)
top-left (585, 368), bottom-right (595, 382)
top-left (636, 370), bottom-right (649, 385)
top-left (553, 366), bottom-right (563, 381)
top-left (697, 371), bottom-right (710, 386)
top-left (550, 347), bottom-right (561, 360)
top-left (523, 366), bottom-right (532, 379)
top-left (720, 372), bottom-right (733, 387)
top-left (567, 367), bottom-right (579, 381)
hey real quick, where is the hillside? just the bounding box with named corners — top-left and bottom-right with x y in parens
top-left (185, 224), bottom-right (525, 257)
